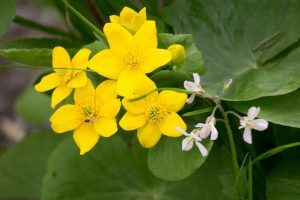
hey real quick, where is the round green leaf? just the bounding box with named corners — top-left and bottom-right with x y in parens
top-left (163, 0), bottom-right (300, 100)
top-left (266, 158), bottom-right (300, 200)
top-left (0, 132), bottom-right (61, 199)
top-left (148, 137), bottom-right (213, 181)
top-left (42, 135), bottom-right (233, 200)
top-left (229, 89), bottom-right (300, 128)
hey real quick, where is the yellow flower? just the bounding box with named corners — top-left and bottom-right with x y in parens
top-left (88, 21), bottom-right (171, 97)
top-left (119, 81), bottom-right (187, 148)
top-left (35, 46), bottom-right (91, 108)
top-left (50, 80), bottom-right (121, 155)
top-left (168, 44), bottom-right (186, 64)
top-left (109, 7), bottom-right (146, 34)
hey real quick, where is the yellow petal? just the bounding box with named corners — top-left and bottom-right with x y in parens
top-left (95, 80), bottom-right (118, 106)
top-left (34, 73), bottom-right (60, 92)
top-left (51, 86), bottom-right (72, 108)
top-left (168, 44), bottom-right (186, 64)
top-left (93, 117), bottom-right (117, 137)
top-left (131, 7), bottom-right (147, 32)
top-left (134, 21), bottom-right (157, 51)
top-left (88, 49), bottom-right (124, 79)
top-left (116, 68), bottom-right (149, 97)
top-left (122, 98), bottom-right (146, 115)
top-left (67, 71), bottom-right (88, 88)
top-left (120, 7), bottom-right (137, 24)
top-left (50, 104), bottom-right (83, 133)
top-left (110, 15), bottom-right (120, 24)
top-left (98, 99), bottom-right (121, 118)
top-left (104, 23), bottom-right (134, 56)
top-left (158, 112), bottom-right (186, 137)
top-left (71, 48), bottom-right (91, 70)
top-left (137, 123), bottom-right (162, 148)
top-left (119, 112), bottom-right (146, 130)
top-left (74, 80), bottom-right (95, 107)
top-left (73, 123), bottom-right (99, 155)
top-left (52, 46), bottom-right (71, 71)
top-left (142, 49), bottom-right (171, 73)
top-left (159, 90), bottom-right (187, 112)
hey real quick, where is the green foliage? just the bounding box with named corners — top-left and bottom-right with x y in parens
top-left (0, 0), bottom-right (17, 37)
top-left (0, 38), bottom-right (79, 66)
top-left (266, 158), bottom-right (300, 200)
top-left (42, 135), bottom-right (233, 200)
top-left (163, 0), bottom-right (300, 100)
top-left (14, 82), bottom-right (52, 125)
top-left (148, 137), bottom-right (213, 181)
top-left (0, 132), bottom-right (61, 199)
top-left (230, 90), bottom-right (300, 128)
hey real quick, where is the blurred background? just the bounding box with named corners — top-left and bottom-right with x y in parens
top-left (0, 0), bottom-right (76, 147)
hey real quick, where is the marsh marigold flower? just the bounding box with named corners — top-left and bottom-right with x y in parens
top-left (109, 7), bottom-right (146, 34)
top-left (50, 80), bottom-right (121, 155)
top-left (88, 21), bottom-right (171, 97)
top-left (35, 46), bottom-right (91, 108)
top-left (119, 81), bottom-right (187, 148)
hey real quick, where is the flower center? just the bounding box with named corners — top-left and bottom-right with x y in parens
top-left (83, 107), bottom-right (97, 123)
top-left (59, 70), bottom-right (74, 85)
top-left (145, 104), bottom-right (166, 123)
top-left (241, 117), bottom-right (253, 127)
top-left (123, 52), bottom-right (142, 69)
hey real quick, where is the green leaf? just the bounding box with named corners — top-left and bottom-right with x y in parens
top-left (0, 132), bottom-right (62, 199)
top-left (158, 33), bottom-right (204, 75)
top-left (14, 82), bottom-right (52, 125)
top-left (148, 137), bottom-right (213, 181)
top-left (266, 158), bottom-right (300, 200)
top-left (42, 135), bottom-right (233, 199)
top-left (183, 107), bottom-right (214, 117)
top-left (0, 0), bottom-right (17, 36)
top-left (83, 40), bottom-right (108, 56)
top-left (151, 70), bottom-right (190, 88)
top-left (163, 0), bottom-right (300, 100)
top-left (0, 38), bottom-right (79, 66)
top-left (229, 89), bottom-right (300, 128)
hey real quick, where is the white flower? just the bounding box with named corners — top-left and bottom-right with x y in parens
top-left (239, 107), bottom-right (268, 144)
top-left (195, 116), bottom-right (218, 140)
top-left (175, 126), bottom-right (208, 157)
top-left (184, 73), bottom-right (205, 104)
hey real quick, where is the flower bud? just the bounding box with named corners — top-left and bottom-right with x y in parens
top-left (168, 44), bottom-right (186, 64)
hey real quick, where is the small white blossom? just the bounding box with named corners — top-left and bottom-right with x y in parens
top-left (195, 116), bottom-right (218, 140)
top-left (184, 73), bottom-right (205, 104)
top-left (175, 126), bottom-right (208, 157)
top-left (239, 107), bottom-right (268, 144)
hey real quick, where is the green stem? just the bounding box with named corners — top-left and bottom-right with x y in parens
top-left (62, 0), bottom-right (105, 40)
top-left (157, 87), bottom-right (192, 94)
top-left (218, 103), bottom-right (239, 177)
top-left (14, 15), bottom-right (76, 39)
top-left (0, 65), bottom-right (95, 72)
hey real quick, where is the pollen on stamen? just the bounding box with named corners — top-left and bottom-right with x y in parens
top-left (124, 52), bottom-right (142, 69)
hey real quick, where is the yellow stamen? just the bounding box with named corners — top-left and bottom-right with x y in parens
top-left (123, 51), bottom-right (142, 69)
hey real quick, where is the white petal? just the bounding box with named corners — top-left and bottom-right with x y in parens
top-left (252, 119), bottom-right (268, 131)
top-left (184, 81), bottom-right (198, 92)
top-left (193, 73), bottom-right (200, 85)
top-left (195, 140), bottom-right (208, 157)
top-left (199, 125), bottom-right (211, 139)
top-left (247, 107), bottom-right (260, 119)
top-left (182, 137), bottom-right (194, 151)
top-left (210, 125), bottom-right (218, 140)
top-left (243, 127), bottom-right (252, 144)
top-left (174, 126), bottom-right (189, 137)
top-left (186, 93), bottom-right (196, 104)
top-left (195, 123), bottom-right (205, 128)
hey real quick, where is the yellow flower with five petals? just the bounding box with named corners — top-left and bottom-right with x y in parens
top-left (35, 46), bottom-right (91, 108)
top-left (88, 21), bottom-right (171, 97)
top-left (50, 80), bottom-right (121, 155)
top-left (119, 81), bottom-right (187, 148)
top-left (110, 7), bottom-right (146, 34)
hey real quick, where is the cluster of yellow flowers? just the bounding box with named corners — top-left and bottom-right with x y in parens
top-left (35, 7), bottom-right (187, 155)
